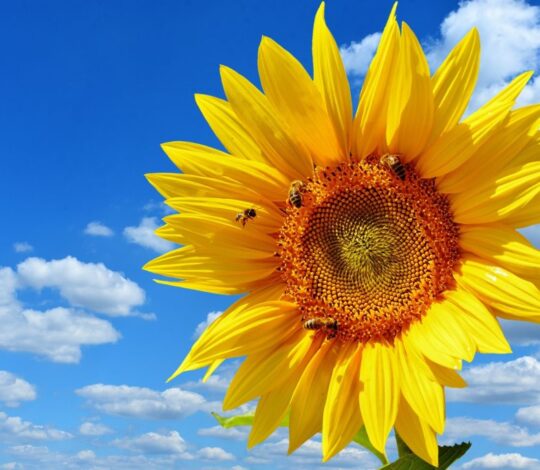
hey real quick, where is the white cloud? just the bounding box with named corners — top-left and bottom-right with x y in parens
top-left (516, 406), bottom-right (540, 427)
top-left (0, 267), bottom-right (119, 363)
top-left (426, 0), bottom-right (540, 111)
top-left (339, 32), bottom-right (381, 78)
top-left (12, 242), bottom-right (33, 254)
top-left (84, 221), bottom-right (114, 237)
top-left (123, 217), bottom-right (174, 253)
top-left (76, 384), bottom-right (214, 420)
top-left (197, 425), bottom-right (248, 441)
top-left (445, 417), bottom-right (540, 447)
top-left (78, 421), bottom-right (112, 436)
top-left (196, 446), bottom-right (235, 461)
top-left (17, 256), bottom-right (145, 317)
top-left (448, 356), bottom-right (540, 405)
top-left (0, 371), bottom-right (36, 407)
top-left (76, 450), bottom-right (96, 460)
top-left (113, 430), bottom-right (192, 457)
top-left (0, 412), bottom-right (72, 441)
top-left (462, 452), bottom-right (540, 469)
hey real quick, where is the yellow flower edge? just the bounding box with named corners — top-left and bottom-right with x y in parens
top-left (144, 2), bottom-right (540, 466)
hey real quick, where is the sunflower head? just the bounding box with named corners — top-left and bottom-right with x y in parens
top-left (145, 1), bottom-right (540, 466)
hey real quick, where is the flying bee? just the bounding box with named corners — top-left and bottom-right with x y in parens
top-left (288, 180), bottom-right (305, 208)
top-left (303, 317), bottom-right (338, 338)
top-left (235, 208), bottom-right (257, 226)
top-left (380, 154), bottom-right (406, 181)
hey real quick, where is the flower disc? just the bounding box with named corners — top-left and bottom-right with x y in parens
top-left (278, 156), bottom-right (460, 343)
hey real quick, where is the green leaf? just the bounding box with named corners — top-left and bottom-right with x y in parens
top-left (383, 442), bottom-right (471, 469)
top-left (352, 427), bottom-right (388, 466)
top-left (212, 411), bottom-right (289, 428)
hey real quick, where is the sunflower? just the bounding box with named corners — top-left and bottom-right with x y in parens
top-left (144, 2), bottom-right (540, 466)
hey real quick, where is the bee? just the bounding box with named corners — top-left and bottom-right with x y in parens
top-left (235, 208), bottom-right (257, 226)
top-left (380, 154), bottom-right (406, 181)
top-left (288, 180), bottom-right (305, 208)
top-left (303, 317), bottom-right (338, 338)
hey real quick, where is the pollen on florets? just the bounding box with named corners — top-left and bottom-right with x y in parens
top-left (277, 155), bottom-right (460, 344)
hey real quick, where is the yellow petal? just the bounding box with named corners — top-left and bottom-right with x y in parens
top-left (160, 141), bottom-right (290, 201)
top-left (427, 360), bottom-right (467, 388)
top-left (437, 105), bottom-right (540, 194)
top-left (223, 331), bottom-right (317, 410)
top-left (171, 300), bottom-right (298, 379)
top-left (259, 36), bottom-right (342, 166)
top-left (450, 162), bottom-right (540, 225)
top-left (386, 22), bottom-right (434, 160)
top-left (221, 65), bottom-right (313, 179)
top-left (460, 224), bottom-right (540, 282)
top-left (395, 396), bottom-right (439, 467)
top-left (165, 197), bottom-right (282, 232)
top-left (457, 256), bottom-right (540, 322)
top-left (352, 3), bottom-right (399, 159)
top-left (322, 342), bottom-right (363, 462)
top-left (144, 243), bottom-right (277, 291)
top-left (405, 307), bottom-right (463, 370)
top-left (447, 287), bottom-right (511, 354)
top-left (416, 71), bottom-right (533, 178)
top-left (422, 301), bottom-right (476, 362)
top-left (289, 340), bottom-right (335, 453)
top-left (195, 94), bottom-right (265, 162)
top-left (359, 343), bottom-right (399, 454)
top-left (396, 340), bottom-right (445, 434)
top-left (313, 3), bottom-right (352, 157)
top-left (429, 28), bottom-right (480, 144)
top-left (248, 371), bottom-right (299, 448)
top-left (203, 360), bottom-right (224, 382)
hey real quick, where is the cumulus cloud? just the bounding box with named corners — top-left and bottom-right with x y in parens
top-left (113, 430), bottom-right (192, 457)
top-left (0, 267), bottom-right (119, 363)
top-left (0, 412), bottom-right (72, 442)
top-left (426, 0), bottom-right (540, 111)
top-left (17, 256), bottom-right (145, 317)
top-left (12, 242), bottom-right (33, 254)
top-left (75, 384), bottom-right (214, 420)
top-left (78, 421), bottom-right (112, 436)
top-left (339, 32), bottom-right (381, 79)
top-left (462, 452), bottom-right (540, 469)
top-left (445, 417), bottom-right (540, 447)
top-left (84, 221), bottom-right (114, 237)
top-left (448, 356), bottom-right (540, 405)
top-left (123, 217), bottom-right (174, 253)
top-left (0, 371), bottom-right (36, 407)
top-left (196, 446), bottom-right (235, 461)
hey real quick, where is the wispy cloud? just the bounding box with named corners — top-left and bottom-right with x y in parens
top-left (12, 242), bottom-right (33, 254)
top-left (84, 221), bottom-right (114, 237)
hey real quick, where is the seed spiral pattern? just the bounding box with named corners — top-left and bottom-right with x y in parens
top-left (277, 156), bottom-right (460, 344)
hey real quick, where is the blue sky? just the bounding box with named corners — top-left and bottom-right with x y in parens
top-left (2, 0), bottom-right (540, 468)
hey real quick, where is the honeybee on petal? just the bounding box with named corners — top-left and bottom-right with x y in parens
top-left (303, 317), bottom-right (338, 338)
top-left (235, 208), bottom-right (257, 226)
top-left (380, 154), bottom-right (406, 181)
top-left (288, 180), bottom-right (305, 208)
